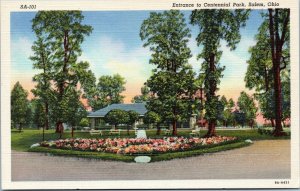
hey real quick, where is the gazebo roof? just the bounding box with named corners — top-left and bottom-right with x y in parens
top-left (87, 103), bottom-right (147, 117)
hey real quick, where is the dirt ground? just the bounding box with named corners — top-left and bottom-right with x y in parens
top-left (11, 140), bottom-right (290, 181)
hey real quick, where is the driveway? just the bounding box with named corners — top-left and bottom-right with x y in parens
top-left (11, 140), bottom-right (290, 181)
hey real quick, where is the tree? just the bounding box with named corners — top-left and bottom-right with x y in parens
top-left (79, 118), bottom-right (90, 127)
top-left (11, 82), bottom-right (29, 131)
top-left (140, 10), bottom-right (197, 136)
top-left (65, 89), bottom-right (87, 138)
top-left (104, 109), bottom-right (129, 129)
top-left (144, 111), bottom-right (162, 135)
top-left (245, 10), bottom-right (290, 134)
top-left (259, 72), bottom-right (290, 126)
top-left (86, 74), bottom-right (126, 111)
top-left (233, 110), bottom-right (246, 128)
top-left (32, 11), bottom-right (94, 137)
top-left (30, 36), bottom-right (53, 130)
top-left (220, 96), bottom-right (235, 127)
top-left (33, 99), bottom-right (46, 129)
top-left (266, 9), bottom-right (290, 136)
top-left (190, 10), bottom-right (249, 137)
top-left (237, 91), bottom-right (257, 128)
top-left (131, 85), bottom-right (150, 103)
top-left (126, 110), bottom-right (139, 135)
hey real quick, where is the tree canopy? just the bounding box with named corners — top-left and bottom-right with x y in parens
top-left (141, 10), bottom-right (197, 136)
top-left (86, 74), bottom-right (126, 111)
top-left (104, 109), bottom-right (130, 128)
top-left (31, 11), bottom-right (94, 136)
top-left (190, 9), bottom-right (249, 137)
top-left (11, 82), bottom-right (29, 130)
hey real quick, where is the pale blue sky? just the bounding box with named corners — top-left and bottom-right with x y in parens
top-left (11, 10), bottom-right (264, 102)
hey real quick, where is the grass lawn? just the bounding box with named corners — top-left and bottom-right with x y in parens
top-left (11, 128), bottom-right (290, 162)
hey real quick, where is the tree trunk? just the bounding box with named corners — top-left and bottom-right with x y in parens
top-left (172, 120), bottom-right (177, 136)
top-left (19, 123), bottom-right (22, 132)
top-left (56, 121), bottom-right (64, 138)
top-left (205, 53), bottom-right (217, 137)
top-left (271, 119), bottom-right (275, 127)
top-left (205, 120), bottom-right (217, 137)
top-left (272, 60), bottom-right (285, 136)
top-left (45, 101), bottom-right (49, 130)
top-left (71, 126), bottom-right (74, 138)
top-left (268, 9), bottom-right (288, 137)
top-left (127, 126), bottom-right (130, 135)
top-left (156, 124), bottom-right (161, 135)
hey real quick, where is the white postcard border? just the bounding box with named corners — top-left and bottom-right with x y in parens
top-left (1, 0), bottom-right (299, 189)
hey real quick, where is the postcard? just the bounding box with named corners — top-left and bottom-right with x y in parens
top-left (1, 0), bottom-right (299, 189)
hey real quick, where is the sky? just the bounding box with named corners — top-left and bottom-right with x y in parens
top-left (11, 10), bottom-right (264, 103)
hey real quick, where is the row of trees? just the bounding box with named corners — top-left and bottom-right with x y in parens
top-left (245, 9), bottom-right (290, 136)
top-left (139, 9), bottom-right (290, 137)
top-left (11, 9), bottom-right (290, 138)
top-left (16, 11), bottom-right (127, 138)
top-left (11, 82), bottom-right (89, 131)
top-left (140, 10), bottom-right (250, 137)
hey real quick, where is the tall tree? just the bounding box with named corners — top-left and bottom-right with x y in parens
top-left (191, 10), bottom-right (249, 137)
top-left (11, 82), bottom-right (29, 131)
top-left (267, 9), bottom-right (290, 136)
top-left (86, 74), bottom-right (126, 111)
top-left (246, 9), bottom-right (290, 134)
top-left (30, 36), bottom-right (52, 130)
top-left (237, 91), bottom-right (257, 128)
top-left (32, 11), bottom-right (94, 137)
top-left (140, 10), bottom-right (197, 136)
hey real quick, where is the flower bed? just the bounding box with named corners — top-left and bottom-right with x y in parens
top-left (40, 136), bottom-right (237, 155)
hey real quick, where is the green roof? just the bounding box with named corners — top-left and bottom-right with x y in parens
top-left (87, 103), bottom-right (147, 117)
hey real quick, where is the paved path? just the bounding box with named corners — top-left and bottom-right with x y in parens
top-left (11, 140), bottom-right (290, 181)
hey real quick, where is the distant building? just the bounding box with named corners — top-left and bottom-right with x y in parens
top-left (87, 103), bottom-right (147, 129)
top-left (87, 103), bottom-right (197, 129)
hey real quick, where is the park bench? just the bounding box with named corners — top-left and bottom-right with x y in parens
top-left (109, 129), bottom-right (121, 136)
top-left (89, 130), bottom-right (103, 136)
top-left (189, 129), bottom-right (200, 137)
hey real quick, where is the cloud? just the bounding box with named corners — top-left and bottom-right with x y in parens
top-left (79, 35), bottom-right (154, 103)
top-left (11, 36), bottom-right (33, 59)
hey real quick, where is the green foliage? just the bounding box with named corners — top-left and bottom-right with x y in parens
top-left (220, 96), bottom-right (235, 126)
top-left (127, 110), bottom-right (139, 125)
top-left (140, 10), bottom-right (197, 134)
top-left (190, 10), bottom-right (250, 127)
top-left (85, 74), bottom-right (126, 111)
top-left (31, 11), bottom-right (94, 129)
top-left (144, 111), bottom-right (161, 125)
top-left (11, 82), bottom-right (29, 130)
top-left (245, 20), bottom-right (273, 92)
top-left (237, 91), bottom-right (257, 127)
top-left (233, 110), bottom-right (246, 127)
top-left (258, 75), bottom-right (290, 121)
top-left (32, 99), bottom-right (46, 129)
top-left (131, 85), bottom-right (150, 103)
top-left (245, 11), bottom-right (290, 128)
top-left (104, 109), bottom-right (130, 128)
top-left (79, 118), bottom-right (90, 127)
